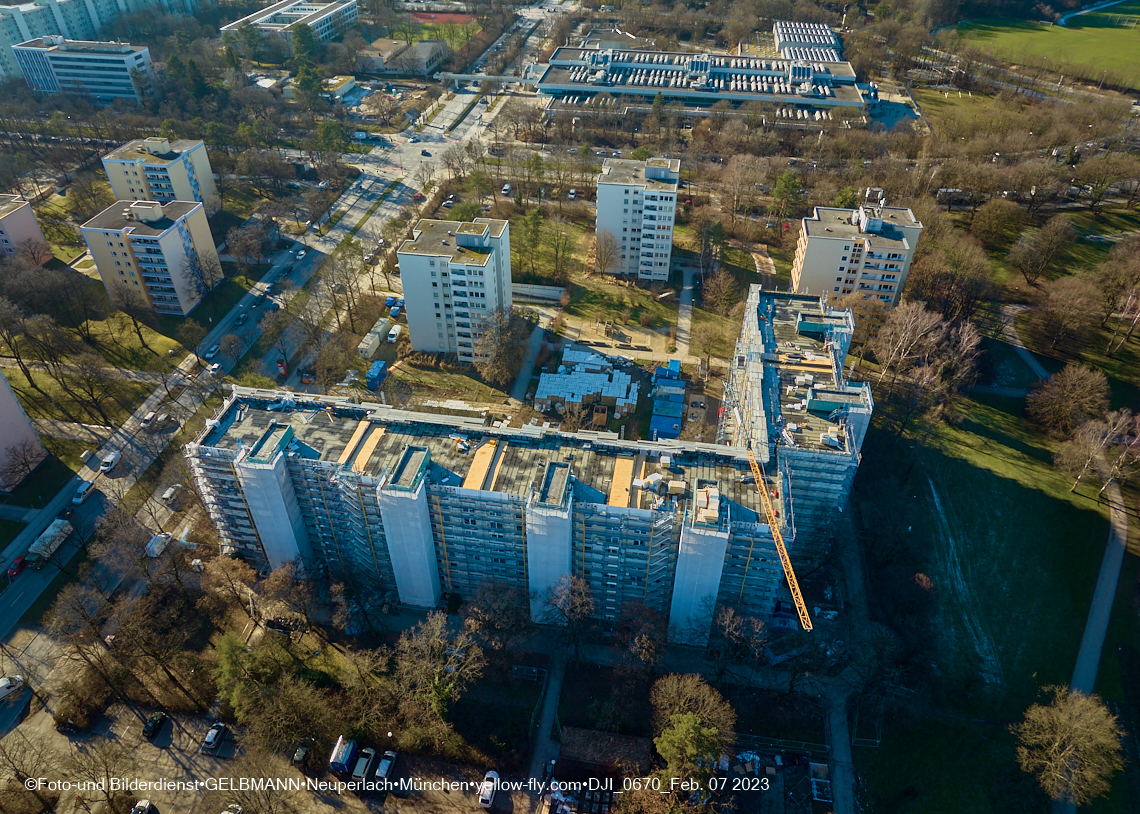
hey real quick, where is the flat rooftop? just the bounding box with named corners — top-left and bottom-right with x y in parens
top-left (220, 0), bottom-right (355, 32)
top-left (15, 38), bottom-right (144, 55)
top-left (196, 393), bottom-right (775, 520)
top-left (598, 159), bottom-right (679, 191)
top-left (103, 138), bottom-right (201, 165)
top-left (765, 295), bottom-right (860, 453)
top-left (82, 200), bottom-right (199, 235)
top-left (0, 195), bottom-right (29, 218)
top-left (802, 206), bottom-right (917, 249)
top-left (398, 219), bottom-right (506, 266)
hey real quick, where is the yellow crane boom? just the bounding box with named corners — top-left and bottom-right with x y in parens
top-left (747, 448), bottom-right (813, 631)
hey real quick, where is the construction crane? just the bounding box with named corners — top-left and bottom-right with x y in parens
top-left (746, 448), bottom-right (813, 632)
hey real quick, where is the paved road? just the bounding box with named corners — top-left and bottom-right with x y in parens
top-left (675, 261), bottom-right (695, 357)
top-left (526, 648), bottom-right (566, 781)
top-left (31, 417), bottom-right (114, 442)
top-left (510, 322), bottom-right (546, 403)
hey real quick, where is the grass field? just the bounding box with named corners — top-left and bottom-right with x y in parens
top-left (2, 367), bottom-right (153, 427)
top-left (854, 389), bottom-right (1122, 812)
top-left (954, 16), bottom-right (1140, 90)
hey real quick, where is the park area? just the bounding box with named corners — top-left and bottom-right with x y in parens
top-left (953, 7), bottom-right (1140, 91)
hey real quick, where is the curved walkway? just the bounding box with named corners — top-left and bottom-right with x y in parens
top-left (999, 305), bottom-right (1128, 694)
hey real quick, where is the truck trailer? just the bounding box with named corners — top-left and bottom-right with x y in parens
top-left (26, 519), bottom-right (73, 569)
top-left (329, 736), bottom-right (358, 774)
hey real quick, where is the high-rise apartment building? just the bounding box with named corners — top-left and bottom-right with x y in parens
top-left (396, 218), bottom-right (512, 364)
top-left (791, 193), bottom-right (923, 307)
top-left (595, 158), bottom-right (679, 281)
top-left (185, 287), bottom-right (874, 643)
top-left (102, 138), bottom-right (218, 206)
top-left (0, 195), bottom-right (50, 264)
top-left (0, 0), bottom-right (198, 83)
top-left (12, 36), bottom-right (154, 103)
top-left (0, 370), bottom-right (47, 492)
top-left (81, 200), bottom-right (220, 317)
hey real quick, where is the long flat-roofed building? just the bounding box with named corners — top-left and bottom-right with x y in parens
top-left (539, 19), bottom-right (875, 122)
top-left (791, 193), bottom-right (923, 306)
top-left (81, 199), bottom-right (220, 316)
top-left (12, 36), bottom-right (154, 103)
top-left (220, 0), bottom-right (359, 51)
top-left (186, 287), bottom-right (874, 643)
top-left (102, 137), bottom-right (217, 205)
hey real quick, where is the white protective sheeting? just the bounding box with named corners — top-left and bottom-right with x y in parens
top-left (669, 521), bottom-right (729, 644)
top-left (234, 453), bottom-right (308, 571)
top-left (376, 480), bottom-right (442, 608)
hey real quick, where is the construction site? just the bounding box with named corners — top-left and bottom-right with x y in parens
top-left (185, 287), bottom-right (873, 640)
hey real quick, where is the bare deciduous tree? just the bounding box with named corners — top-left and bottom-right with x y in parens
top-left (1027, 365), bottom-right (1110, 438)
top-left (1012, 686), bottom-right (1123, 806)
top-left (595, 229), bottom-right (621, 276)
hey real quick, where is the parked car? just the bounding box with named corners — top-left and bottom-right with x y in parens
top-left (568, 189), bottom-right (576, 199)
top-left (7, 556), bottom-right (27, 578)
top-left (235, 312), bottom-right (249, 327)
top-left (99, 451), bottom-right (121, 472)
top-left (375, 750), bottom-right (397, 782)
top-left (352, 747), bottom-right (376, 782)
top-left (160, 485), bottom-right (182, 507)
top-left (130, 801), bottom-right (155, 814)
top-left (204, 344), bottom-right (221, 360)
top-left (208, 363), bottom-right (222, 376)
top-left (143, 712), bottom-right (168, 739)
top-left (317, 180), bottom-right (330, 190)
top-left (140, 411), bottom-right (156, 429)
top-left (73, 480), bottom-right (95, 504)
top-left (478, 771), bottom-right (499, 809)
top-left (203, 722), bottom-right (226, 751)
top-left (421, 149), bottom-right (431, 157)
top-left (297, 250), bottom-right (307, 259)
top-left (502, 184), bottom-right (512, 195)
top-left (442, 201), bottom-right (454, 208)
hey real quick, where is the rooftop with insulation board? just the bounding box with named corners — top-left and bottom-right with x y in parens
top-left (196, 391), bottom-right (778, 520)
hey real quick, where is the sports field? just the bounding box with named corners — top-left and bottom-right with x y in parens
top-left (411, 11), bottom-right (474, 24)
top-left (955, 9), bottom-right (1140, 90)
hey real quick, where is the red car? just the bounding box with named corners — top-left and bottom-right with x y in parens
top-left (7, 555), bottom-right (26, 578)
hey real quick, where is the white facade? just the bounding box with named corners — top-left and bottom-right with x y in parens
top-left (220, 0), bottom-right (359, 51)
top-left (102, 137), bottom-right (217, 205)
top-left (524, 461), bottom-right (573, 618)
top-left (791, 200), bottom-right (923, 307)
top-left (12, 35), bottom-right (154, 103)
top-left (397, 219), bottom-right (512, 364)
top-left (81, 199), bottom-right (221, 317)
top-left (669, 512), bottom-right (730, 644)
top-left (595, 158), bottom-right (679, 281)
top-left (234, 453), bottom-right (309, 571)
top-left (0, 0), bottom-right (194, 83)
top-left (0, 370), bottom-right (47, 492)
top-left (377, 447), bottom-right (442, 608)
top-left (0, 195), bottom-right (49, 264)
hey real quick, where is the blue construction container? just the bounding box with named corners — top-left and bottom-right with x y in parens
top-left (329, 736), bottom-right (357, 774)
top-left (366, 360), bottom-right (388, 390)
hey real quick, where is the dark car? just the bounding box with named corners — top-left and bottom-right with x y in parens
top-left (7, 555), bottom-right (26, 578)
top-left (420, 149), bottom-right (431, 157)
top-left (235, 313), bottom-right (249, 326)
top-left (143, 712), bottom-right (168, 739)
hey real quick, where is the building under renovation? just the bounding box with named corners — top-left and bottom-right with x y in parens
top-left (185, 287), bottom-right (873, 642)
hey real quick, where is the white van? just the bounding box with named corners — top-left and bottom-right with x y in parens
top-left (502, 184), bottom-right (512, 195)
top-left (72, 480), bottom-right (96, 505)
top-left (161, 485), bottom-right (182, 507)
top-left (387, 324), bottom-right (403, 343)
top-left (140, 411), bottom-right (156, 429)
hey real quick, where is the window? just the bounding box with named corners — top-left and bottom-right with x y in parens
top-left (429, 260), bottom-right (435, 266)
top-left (834, 287), bottom-right (840, 292)
top-left (106, 241), bottom-right (113, 247)
top-left (431, 271), bottom-right (436, 277)
top-left (432, 282), bottom-right (437, 287)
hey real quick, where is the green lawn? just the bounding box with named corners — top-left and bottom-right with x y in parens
top-left (43, 436), bottom-right (98, 473)
top-left (392, 363), bottom-right (509, 403)
top-left (0, 520), bottom-right (26, 551)
top-left (854, 389), bottom-right (1124, 812)
top-left (954, 17), bottom-right (1140, 90)
top-left (910, 86), bottom-right (1001, 131)
top-left (2, 367), bottom-right (153, 428)
top-left (0, 455), bottom-right (77, 509)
